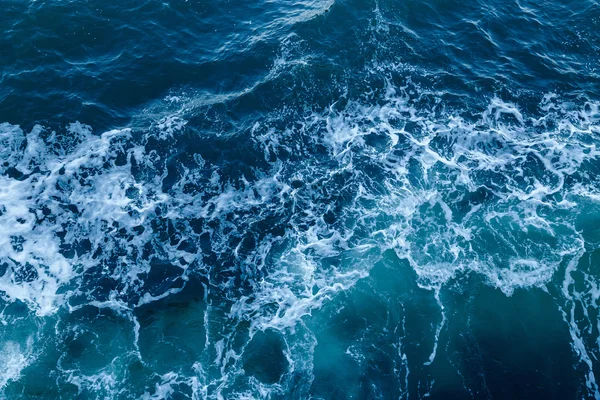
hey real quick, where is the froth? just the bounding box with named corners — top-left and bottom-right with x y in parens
top-left (0, 82), bottom-right (599, 397)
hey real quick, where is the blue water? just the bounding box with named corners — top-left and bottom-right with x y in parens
top-left (1, 0), bottom-right (600, 398)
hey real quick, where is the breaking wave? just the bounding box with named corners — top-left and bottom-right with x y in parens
top-left (1, 71), bottom-right (600, 397)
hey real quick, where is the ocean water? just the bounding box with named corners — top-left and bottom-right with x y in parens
top-left (1, 0), bottom-right (600, 398)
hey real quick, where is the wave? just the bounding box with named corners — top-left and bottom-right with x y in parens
top-left (0, 77), bottom-right (599, 397)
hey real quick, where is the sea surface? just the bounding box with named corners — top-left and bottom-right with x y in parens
top-left (1, 0), bottom-right (600, 398)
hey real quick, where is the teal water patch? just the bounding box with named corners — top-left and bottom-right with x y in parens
top-left (243, 329), bottom-right (289, 384)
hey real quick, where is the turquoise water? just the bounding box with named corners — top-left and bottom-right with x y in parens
top-left (1, 0), bottom-right (600, 398)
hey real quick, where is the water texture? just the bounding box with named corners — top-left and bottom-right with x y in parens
top-left (1, 0), bottom-right (600, 398)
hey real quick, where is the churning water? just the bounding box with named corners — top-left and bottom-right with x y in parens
top-left (1, 0), bottom-right (600, 398)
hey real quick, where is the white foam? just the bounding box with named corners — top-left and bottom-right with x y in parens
top-left (0, 337), bottom-right (33, 390)
top-left (0, 77), bottom-right (599, 397)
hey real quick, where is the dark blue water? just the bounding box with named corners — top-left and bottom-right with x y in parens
top-left (1, 0), bottom-right (600, 398)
